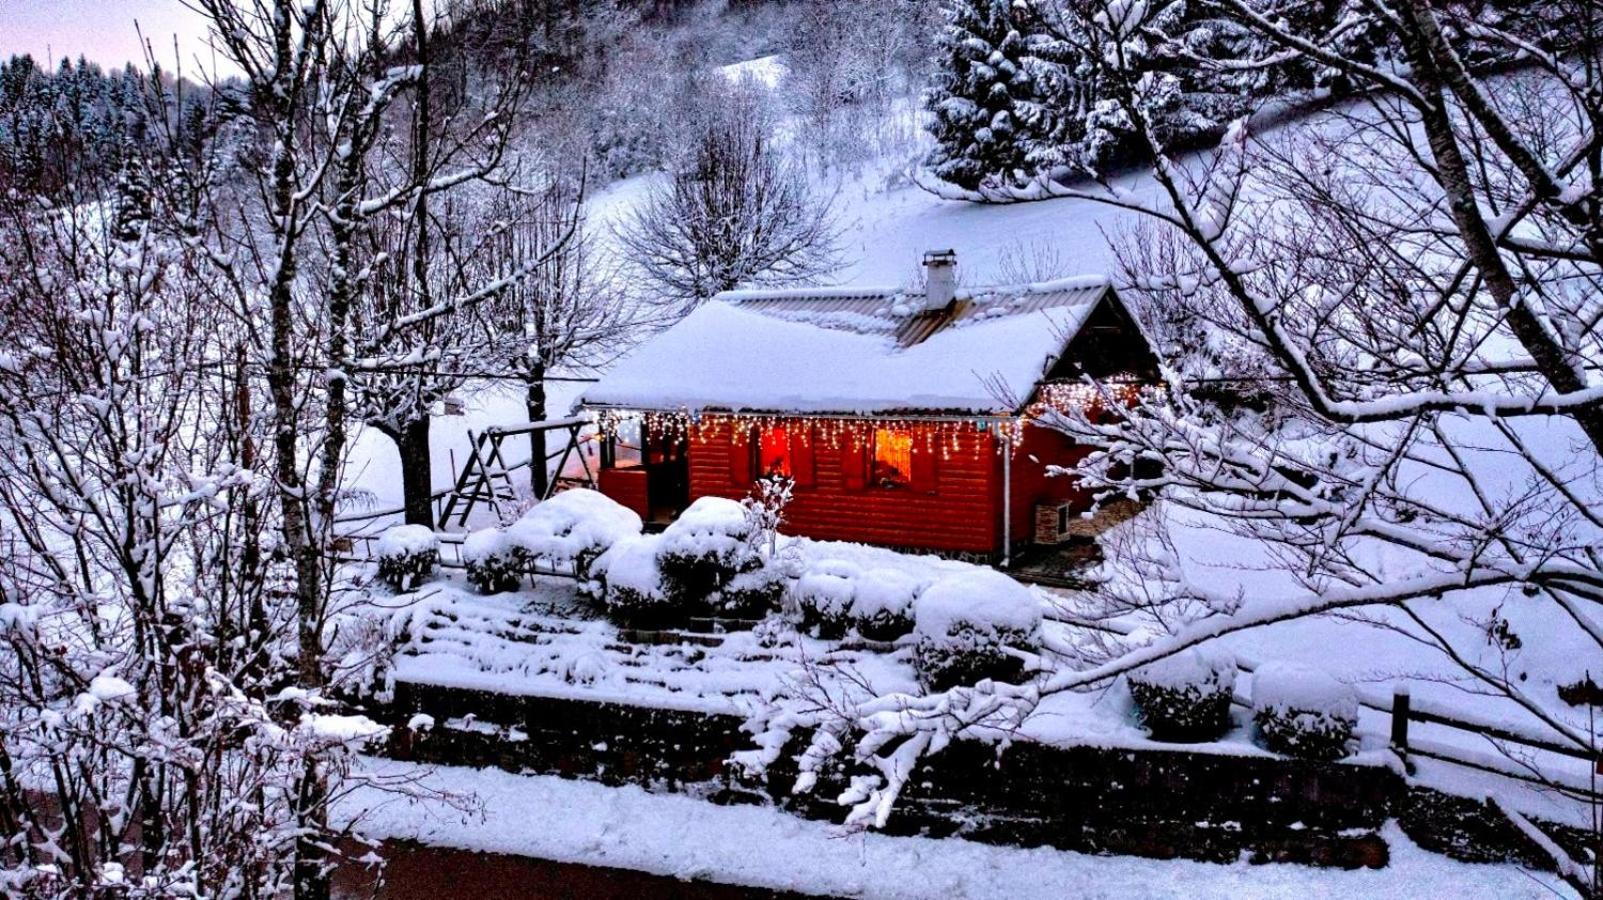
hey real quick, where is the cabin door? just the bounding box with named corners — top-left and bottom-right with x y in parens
top-left (644, 427), bottom-right (690, 521)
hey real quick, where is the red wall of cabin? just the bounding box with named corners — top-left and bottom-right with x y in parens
top-left (598, 466), bottom-right (650, 520)
top-left (1008, 423), bottom-right (1095, 544)
top-left (687, 416), bottom-right (1004, 554)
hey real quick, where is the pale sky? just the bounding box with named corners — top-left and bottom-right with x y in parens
top-left (2, 0), bottom-right (228, 76)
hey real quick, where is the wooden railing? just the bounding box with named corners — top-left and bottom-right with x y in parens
top-left (335, 530), bottom-right (582, 580)
top-left (1377, 683), bottom-right (1599, 800)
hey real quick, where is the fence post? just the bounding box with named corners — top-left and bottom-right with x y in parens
top-left (1390, 683), bottom-right (1411, 765)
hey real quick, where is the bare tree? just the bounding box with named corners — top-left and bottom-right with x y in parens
top-left (341, 2), bottom-right (587, 527)
top-left (742, 3), bottom-right (1603, 889)
top-left (480, 172), bottom-right (644, 496)
top-left (781, 0), bottom-right (938, 171)
top-left (182, 0), bottom-right (509, 891)
top-left (0, 118), bottom-right (402, 898)
top-left (614, 78), bottom-right (844, 313)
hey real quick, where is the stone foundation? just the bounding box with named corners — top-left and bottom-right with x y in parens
top-left (374, 680), bottom-right (1582, 873)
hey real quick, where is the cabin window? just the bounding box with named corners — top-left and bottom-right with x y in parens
top-left (871, 428), bottom-right (913, 488)
top-left (757, 425), bottom-right (792, 478)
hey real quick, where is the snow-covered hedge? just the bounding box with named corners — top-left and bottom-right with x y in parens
top-left (462, 528), bottom-right (523, 595)
top-left (851, 567), bottom-right (920, 641)
top-left (592, 534), bottom-right (679, 625)
top-left (506, 488), bottom-right (642, 576)
top-left (719, 564), bottom-right (788, 619)
top-left (912, 570), bottom-right (1042, 690)
top-left (657, 497), bottom-right (761, 604)
top-left (1251, 662), bottom-right (1358, 761)
top-left (374, 525), bottom-right (439, 591)
top-left (790, 560), bottom-right (921, 640)
top-left (791, 559), bottom-right (859, 638)
top-left (1126, 648), bottom-right (1237, 742)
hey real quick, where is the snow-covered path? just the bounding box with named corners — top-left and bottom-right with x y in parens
top-left (338, 758), bottom-right (1572, 899)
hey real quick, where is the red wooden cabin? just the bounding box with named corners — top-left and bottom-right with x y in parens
top-left (582, 251), bottom-right (1158, 561)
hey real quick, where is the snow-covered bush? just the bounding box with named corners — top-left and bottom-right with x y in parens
top-left (1126, 648), bottom-right (1238, 742)
top-left (461, 528), bottom-right (523, 595)
top-left (505, 488), bottom-right (642, 577)
top-left (791, 559), bottom-right (860, 638)
top-left (789, 559), bottom-right (923, 640)
top-left (1252, 662), bottom-right (1358, 761)
top-left (374, 525), bottom-right (439, 591)
top-left (850, 567), bottom-right (920, 641)
top-left (593, 534), bottom-right (680, 625)
top-left (912, 570), bottom-right (1043, 690)
top-left (718, 563), bottom-right (788, 619)
top-left (658, 497), bottom-right (760, 603)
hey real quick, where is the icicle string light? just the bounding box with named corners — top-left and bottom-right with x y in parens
top-left (589, 377), bottom-right (1147, 458)
top-left (592, 408), bottom-right (1012, 453)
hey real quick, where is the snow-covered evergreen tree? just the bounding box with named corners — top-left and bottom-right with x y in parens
top-left (925, 0), bottom-right (1063, 189)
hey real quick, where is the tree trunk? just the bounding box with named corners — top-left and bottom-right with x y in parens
top-left (397, 416), bottom-right (435, 527)
top-left (527, 359), bottom-right (548, 499)
top-left (1396, 0), bottom-right (1603, 455)
top-left (293, 758), bottom-right (330, 900)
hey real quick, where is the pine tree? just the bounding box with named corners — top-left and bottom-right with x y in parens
top-left (924, 0), bottom-right (1060, 190)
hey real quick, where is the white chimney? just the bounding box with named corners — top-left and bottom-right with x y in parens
top-left (922, 249), bottom-right (957, 311)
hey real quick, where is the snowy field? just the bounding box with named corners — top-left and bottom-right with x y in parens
top-left (336, 758), bottom-right (1574, 900)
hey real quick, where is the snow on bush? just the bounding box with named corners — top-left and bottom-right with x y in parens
top-left (791, 559), bottom-right (859, 638)
top-left (790, 560), bottom-right (924, 640)
top-left (658, 496), bottom-right (760, 603)
top-left (462, 528), bottom-right (523, 595)
top-left (1251, 662), bottom-right (1358, 761)
top-left (912, 569), bottom-right (1043, 690)
top-left (593, 534), bottom-right (679, 625)
top-left (506, 488), bottom-right (642, 575)
top-left (374, 524), bottom-right (439, 591)
top-left (1126, 647), bottom-right (1237, 742)
top-left (719, 564), bottom-right (788, 619)
top-left (850, 567), bottom-right (920, 641)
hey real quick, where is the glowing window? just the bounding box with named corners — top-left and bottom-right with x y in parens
top-left (757, 425), bottom-right (791, 477)
top-left (871, 429), bottom-right (912, 488)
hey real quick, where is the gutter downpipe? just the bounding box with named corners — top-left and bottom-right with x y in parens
top-left (1002, 435), bottom-right (1012, 568)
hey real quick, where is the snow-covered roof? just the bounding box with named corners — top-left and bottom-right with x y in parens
top-left (582, 276), bottom-right (1118, 415)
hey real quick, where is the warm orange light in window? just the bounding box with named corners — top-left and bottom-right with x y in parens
top-left (759, 426), bottom-right (791, 477)
top-left (872, 428), bottom-right (912, 488)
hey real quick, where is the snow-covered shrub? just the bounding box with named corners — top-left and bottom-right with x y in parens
top-left (1252, 662), bottom-right (1358, 761)
top-left (374, 524), bottom-right (438, 591)
top-left (791, 559), bottom-right (860, 638)
top-left (849, 567), bottom-right (920, 641)
top-left (717, 563), bottom-right (789, 619)
top-left (593, 534), bottom-right (680, 625)
top-left (461, 528), bottom-right (523, 595)
top-left (912, 570), bottom-right (1043, 691)
top-left (658, 497), bottom-right (760, 603)
top-left (1126, 648), bottom-right (1238, 742)
top-left (505, 488), bottom-right (643, 577)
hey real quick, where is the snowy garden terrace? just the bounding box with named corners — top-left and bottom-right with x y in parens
top-left (344, 489), bottom-right (1601, 884)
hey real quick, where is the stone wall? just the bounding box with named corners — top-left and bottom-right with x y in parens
top-left (375, 680), bottom-right (1577, 873)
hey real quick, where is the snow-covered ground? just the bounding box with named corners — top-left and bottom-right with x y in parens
top-left (337, 757), bottom-right (1574, 900)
